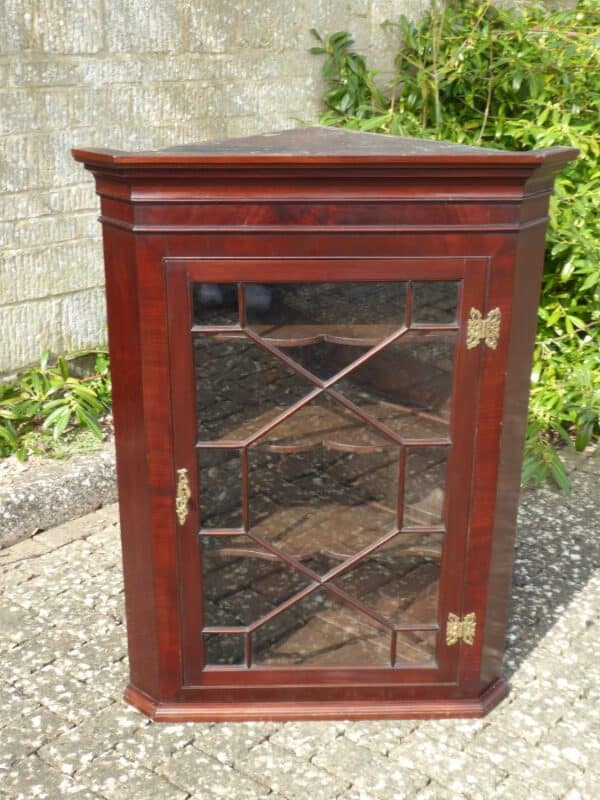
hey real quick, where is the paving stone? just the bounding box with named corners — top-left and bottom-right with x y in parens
top-left (562, 693), bottom-right (600, 730)
top-left (0, 755), bottom-right (103, 799)
top-left (235, 739), bottom-right (351, 799)
top-left (84, 523), bottom-right (120, 550)
top-left (193, 721), bottom-right (279, 764)
top-left (0, 684), bottom-right (41, 728)
top-left (116, 721), bottom-right (199, 763)
top-left (265, 721), bottom-right (344, 759)
top-left (409, 717), bottom-right (487, 748)
top-left (158, 744), bottom-right (273, 798)
top-left (338, 719), bottom-right (417, 756)
top-left (0, 537), bottom-right (49, 565)
top-left (490, 773), bottom-right (566, 800)
top-left (570, 769), bottom-right (600, 798)
top-left (468, 723), bottom-right (533, 771)
top-left (414, 783), bottom-right (469, 800)
top-left (337, 789), bottom-right (412, 800)
top-left (388, 737), bottom-right (506, 799)
top-left (76, 751), bottom-right (188, 800)
top-left (0, 600), bottom-right (45, 651)
top-left (5, 627), bottom-right (83, 675)
top-left (537, 719), bottom-right (600, 771)
top-left (492, 692), bottom-right (570, 745)
top-left (311, 736), bottom-right (428, 798)
top-left (506, 751), bottom-right (580, 799)
top-left (59, 628), bottom-right (128, 681)
top-left (15, 663), bottom-right (112, 724)
top-left (563, 790), bottom-right (584, 800)
top-left (0, 706), bottom-right (73, 769)
top-left (0, 560), bottom-right (40, 588)
top-left (38, 702), bottom-right (143, 775)
top-left (30, 517), bottom-right (110, 553)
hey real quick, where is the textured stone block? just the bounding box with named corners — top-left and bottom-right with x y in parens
top-left (0, 288), bottom-right (106, 372)
top-left (35, 0), bottom-right (104, 54)
top-left (104, 0), bottom-right (184, 53)
top-left (0, 236), bottom-right (103, 304)
top-left (189, 5), bottom-right (238, 53)
top-left (257, 77), bottom-right (318, 114)
top-left (0, 183), bottom-right (96, 223)
top-left (0, 1), bottom-right (35, 55)
top-left (11, 57), bottom-right (82, 87)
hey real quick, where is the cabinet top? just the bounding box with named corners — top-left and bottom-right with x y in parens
top-left (73, 125), bottom-right (577, 171)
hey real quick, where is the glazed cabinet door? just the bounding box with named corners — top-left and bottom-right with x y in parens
top-left (166, 257), bottom-right (487, 692)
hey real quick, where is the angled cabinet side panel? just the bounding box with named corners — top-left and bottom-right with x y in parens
top-left (100, 221), bottom-right (160, 697)
top-left (480, 219), bottom-right (551, 687)
top-left (455, 235), bottom-right (518, 694)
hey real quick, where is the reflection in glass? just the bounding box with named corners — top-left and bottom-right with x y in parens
top-left (192, 282), bottom-right (238, 325)
top-left (395, 631), bottom-right (436, 666)
top-left (250, 393), bottom-right (396, 451)
top-left (335, 331), bottom-right (457, 427)
top-left (194, 335), bottom-right (312, 441)
top-left (246, 282), bottom-right (407, 342)
top-left (413, 281), bottom-right (459, 324)
top-left (333, 534), bottom-right (443, 625)
top-left (404, 448), bottom-right (448, 527)
top-left (204, 633), bottom-right (245, 666)
top-left (202, 535), bottom-right (311, 626)
top-left (191, 278), bottom-right (460, 668)
top-left (198, 448), bottom-right (242, 529)
top-left (253, 589), bottom-right (390, 666)
top-left (281, 341), bottom-right (371, 382)
top-left (248, 432), bottom-right (398, 569)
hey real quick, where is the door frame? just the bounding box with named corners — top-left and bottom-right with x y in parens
top-left (165, 256), bottom-right (488, 693)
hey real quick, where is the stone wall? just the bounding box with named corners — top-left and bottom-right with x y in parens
top-left (0, 0), bottom-right (427, 374)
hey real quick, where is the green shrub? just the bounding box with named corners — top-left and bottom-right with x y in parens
top-left (310, 0), bottom-right (600, 488)
top-left (0, 349), bottom-right (111, 461)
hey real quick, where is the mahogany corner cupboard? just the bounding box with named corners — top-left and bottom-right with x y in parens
top-left (73, 127), bottom-right (577, 721)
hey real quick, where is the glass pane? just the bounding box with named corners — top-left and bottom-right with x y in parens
top-left (204, 633), bottom-right (245, 666)
top-left (194, 334), bottom-right (312, 441)
top-left (395, 631), bottom-right (436, 666)
top-left (246, 282), bottom-right (406, 344)
top-left (278, 341), bottom-right (371, 382)
top-left (249, 392), bottom-right (396, 451)
top-left (413, 281), bottom-right (459, 324)
top-left (190, 280), bottom-right (460, 670)
top-left (404, 447), bottom-right (449, 527)
top-left (248, 401), bottom-right (399, 571)
top-left (202, 535), bottom-right (311, 627)
top-left (334, 330), bottom-right (457, 429)
top-left (198, 448), bottom-right (242, 529)
top-left (333, 533), bottom-right (443, 625)
top-left (253, 589), bottom-right (391, 666)
top-left (193, 282), bottom-right (238, 325)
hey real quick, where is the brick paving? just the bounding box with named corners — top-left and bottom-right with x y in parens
top-left (0, 454), bottom-right (598, 800)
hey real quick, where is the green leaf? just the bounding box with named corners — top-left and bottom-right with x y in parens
top-left (58, 356), bottom-right (69, 381)
top-left (548, 454), bottom-right (571, 492)
top-left (75, 408), bottom-right (102, 439)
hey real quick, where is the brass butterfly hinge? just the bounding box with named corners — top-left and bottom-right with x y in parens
top-left (466, 307), bottom-right (501, 350)
top-left (175, 468), bottom-right (191, 525)
top-left (446, 612), bottom-right (477, 646)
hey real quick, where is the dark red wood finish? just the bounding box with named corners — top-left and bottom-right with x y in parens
top-left (73, 127), bottom-right (577, 720)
